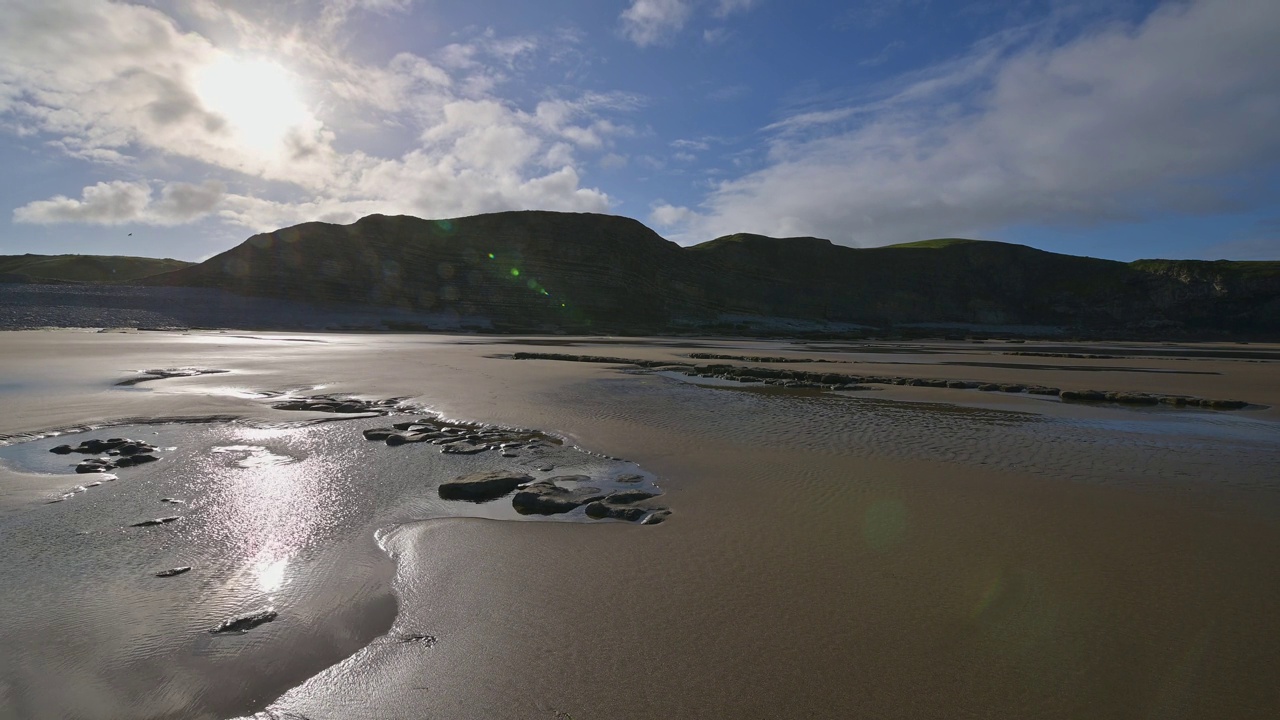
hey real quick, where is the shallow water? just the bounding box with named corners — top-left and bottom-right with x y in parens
top-left (0, 414), bottom-right (664, 720)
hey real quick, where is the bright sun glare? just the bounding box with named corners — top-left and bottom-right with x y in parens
top-left (194, 56), bottom-right (309, 154)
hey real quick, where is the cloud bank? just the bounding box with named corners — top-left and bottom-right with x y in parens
top-left (655, 0), bottom-right (1280, 246)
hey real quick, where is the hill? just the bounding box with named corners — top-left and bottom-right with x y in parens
top-left (0, 254), bottom-right (191, 284)
top-left (139, 211), bottom-right (1280, 337)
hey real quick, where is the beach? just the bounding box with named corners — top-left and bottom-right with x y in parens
top-left (1, 330), bottom-right (1278, 719)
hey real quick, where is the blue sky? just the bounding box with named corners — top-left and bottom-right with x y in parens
top-left (1, 0), bottom-right (1277, 262)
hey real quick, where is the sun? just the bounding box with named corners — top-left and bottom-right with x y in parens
top-left (194, 55), bottom-right (310, 154)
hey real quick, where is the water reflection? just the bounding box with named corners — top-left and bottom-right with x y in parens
top-left (257, 557), bottom-right (290, 594)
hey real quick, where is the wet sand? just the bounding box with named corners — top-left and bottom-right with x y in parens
top-left (1, 331), bottom-right (1278, 719)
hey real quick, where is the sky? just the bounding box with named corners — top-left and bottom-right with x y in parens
top-left (0, 0), bottom-right (1277, 263)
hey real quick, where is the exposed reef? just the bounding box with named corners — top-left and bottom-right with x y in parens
top-left (511, 352), bottom-right (1253, 410)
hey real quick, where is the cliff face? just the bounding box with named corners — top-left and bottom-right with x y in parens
top-left (143, 211), bottom-right (1280, 336)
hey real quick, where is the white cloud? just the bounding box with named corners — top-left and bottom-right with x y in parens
top-left (682, 0), bottom-right (1280, 245)
top-left (1, 1), bottom-right (632, 232)
top-left (620, 0), bottom-right (695, 46)
top-left (649, 202), bottom-right (697, 227)
top-left (14, 180), bottom-right (225, 226)
top-left (620, 0), bottom-right (761, 46)
top-left (713, 0), bottom-right (759, 18)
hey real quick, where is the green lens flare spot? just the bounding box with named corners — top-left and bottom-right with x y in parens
top-left (487, 253), bottom-right (495, 259)
top-left (510, 268), bottom-right (520, 277)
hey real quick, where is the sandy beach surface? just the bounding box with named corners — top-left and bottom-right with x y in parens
top-left (1, 330), bottom-right (1278, 719)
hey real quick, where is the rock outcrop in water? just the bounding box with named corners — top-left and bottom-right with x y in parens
top-left (136, 211), bottom-right (1280, 338)
top-left (211, 608), bottom-right (278, 634)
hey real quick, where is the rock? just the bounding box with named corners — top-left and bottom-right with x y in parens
top-left (75, 460), bottom-right (112, 474)
top-left (1206, 399), bottom-right (1247, 410)
top-left (1112, 392), bottom-right (1159, 405)
top-left (946, 380), bottom-right (976, 389)
top-left (584, 501), bottom-right (647, 522)
top-left (131, 516), bottom-right (181, 527)
top-left (115, 453), bottom-right (159, 467)
top-left (441, 442), bottom-right (487, 455)
top-left (85, 481), bottom-right (102, 488)
top-left (160, 498), bottom-right (184, 504)
top-left (641, 509), bottom-right (673, 525)
top-left (1060, 389), bottom-right (1106, 402)
top-left (156, 566), bottom-right (192, 577)
top-left (438, 471), bottom-right (533, 502)
top-left (398, 633), bottom-right (437, 646)
top-left (49, 445), bottom-right (74, 455)
top-left (978, 383), bottom-right (1000, 391)
top-left (363, 427), bottom-right (398, 441)
top-left (211, 607), bottom-right (278, 634)
top-left (614, 474), bottom-right (645, 484)
top-left (512, 481), bottom-right (607, 515)
top-left (999, 384), bottom-right (1026, 393)
top-left (603, 489), bottom-right (660, 505)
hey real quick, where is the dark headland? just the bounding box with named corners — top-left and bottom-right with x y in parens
top-left (8, 210), bottom-right (1280, 338)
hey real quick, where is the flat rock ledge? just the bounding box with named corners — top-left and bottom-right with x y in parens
top-left (438, 471), bottom-right (534, 503)
top-left (510, 352), bottom-right (1253, 410)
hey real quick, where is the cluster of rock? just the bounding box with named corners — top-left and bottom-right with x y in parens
top-left (686, 352), bottom-right (838, 364)
top-left (510, 352), bottom-right (1251, 410)
top-left (1005, 351), bottom-right (1122, 359)
top-left (272, 394), bottom-right (403, 414)
top-left (116, 367), bottom-right (230, 386)
top-left (362, 416), bottom-right (560, 455)
top-left (436, 470), bottom-right (670, 524)
top-left (358, 413), bottom-right (672, 524)
top-left (1056, 390), bottom-right (1246, 408)
top-left (49, 437), bottom-right (163, 473)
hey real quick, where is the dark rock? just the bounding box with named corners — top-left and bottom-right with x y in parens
top-left (115, 453), bottom-right (159, 467)
top-left (211, 607), bottom-right (278, 634)
top-left (999, 384), bottom-right (1026, 393)
top-left (1206, 399), bottom-right (1247, 410)
top-left (584, 501), bottom-right (647, 522)
top-left (641, 509), bottom-right (673, 525)
top-left (1060, 389), bottom-right (1107, 402)
top-left (978, 384), bottom-right (1000, 392)
top-left (441, 442), bottom-right (487, 455)
top-left (49, 445), bottom-right (74, 455)
top-left (512, 481), bottom-right (606, 515)
top-left (438, 471), bottom-right (532, 502)
top-left (131, 516), bottom-right (181, 527)
top-left (156, 566), bottom-right (192, 577)
top-left (603, 489), bottom-right (660, 505)
top-left (363, 427), bottom-right (398, 441)
top-left (398, 633), bottom-right (438, 646)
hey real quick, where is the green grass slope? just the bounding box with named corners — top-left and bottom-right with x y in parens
top-left (0, 254), bottom-right (192, 283)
